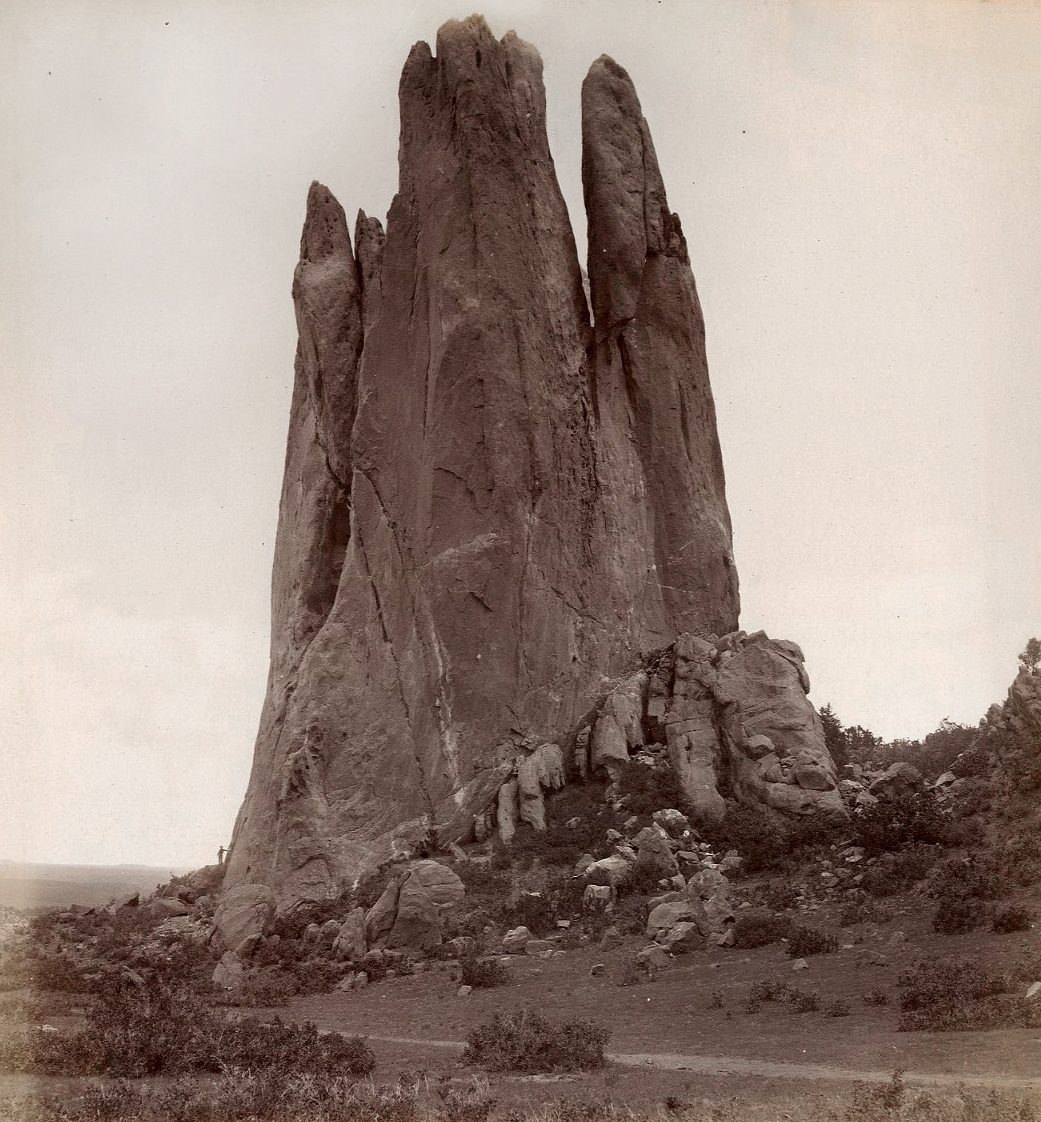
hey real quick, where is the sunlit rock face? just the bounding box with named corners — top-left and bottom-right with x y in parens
top-left (224, 17), bottom-right (739, 909)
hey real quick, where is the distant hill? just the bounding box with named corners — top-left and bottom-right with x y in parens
top-left (0, 860), bottom-right (196, 911)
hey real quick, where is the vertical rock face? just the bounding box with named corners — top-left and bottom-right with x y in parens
top-left (226, 17), bottom-right (740, 908)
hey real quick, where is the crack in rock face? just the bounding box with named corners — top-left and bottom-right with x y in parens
top-left (222, 17), bottom-right (837, 911)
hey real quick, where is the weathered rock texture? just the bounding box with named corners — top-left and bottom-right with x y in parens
top-left (572, 629), bottom-right (846, 827)
top-left (226, 16), bottom-right (740, 908)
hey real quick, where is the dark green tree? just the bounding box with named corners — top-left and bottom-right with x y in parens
top-left (818, 703), bottom-right (848, 767)
top-left (1019, 637), bottom-right (1041, 674)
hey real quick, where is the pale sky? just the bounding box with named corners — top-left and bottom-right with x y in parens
top-left (3, 0), bottom-right (1039, 869)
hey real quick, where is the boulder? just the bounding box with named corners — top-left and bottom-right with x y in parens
top-left (332, 907), bottom-right (367, 961)
top-left (151, 897), bottom-right (192, 920)
top-left (869, 762), bottom-right (924, 798)
top-left (593, 674), bottom-right (647, 779)
top-left (636, 944), bottom-right (672, 971)
top-left (702, 891), bottom-right (736, 936)
top-left (647, 899), bottom-right (708, 942)
top-left (663, 921), bottom-right (704, 954)
top-left (502, 926), bottom-right (532, 954)
top-left (318, 919), bottom-right (341, 943)
top-left (652, 808), bottom-right (690, 837)
top-left (364, 881), bottom-right (402, 947)
top-left (497, 779), bottom-right (520, 844)
top-left (584, 854), bottom-right (635, 887)
top-left (517, 743), bottom-right (566, 830)
top-left (633, 830), bottom-right (680, 880)
top-left (214, 884), bottom-right (275, 952)
top-left (212, 950), bottom-right (245, 990)
top-left (405, 860), bottom-right (465, 908)
top-left (599, 926), bottom-right (624, 950)
top-left (583, 884), bottom-right (614, 911)
top-left (387, 877), bottom-right (441, 951)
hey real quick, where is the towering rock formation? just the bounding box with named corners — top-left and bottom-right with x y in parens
top-left (225, 17), bottom-right (740, 907)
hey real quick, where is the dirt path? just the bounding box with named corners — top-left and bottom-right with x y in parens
top-left (362, 1034), bottom-right (1041, 1091)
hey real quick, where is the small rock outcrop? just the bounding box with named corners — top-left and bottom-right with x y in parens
top-left (363, 859), bottom-right (464, 952)
top-left (225, 16), bottom-right (740, 908)
top-left (571, 629), bottom-right (846, 826)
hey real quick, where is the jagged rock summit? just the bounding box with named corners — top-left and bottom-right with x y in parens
top-left (226, 16), bottom-right (753, 908)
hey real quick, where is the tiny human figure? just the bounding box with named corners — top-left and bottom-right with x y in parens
top-left (217, 846), bottom-right (226, 867)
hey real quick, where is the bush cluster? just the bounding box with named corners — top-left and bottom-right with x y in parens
top-left (853, 792), bottom-right (961, 856)
top-left (858, 844), bottom-right (944, 898)
top-left (615, 761), bottom-right (692, 819)
top-left (992, 905), bottom-right (1033, 934)
top-left (743, 979), bottom-right (820, 1014)
top-left (0, 976), bottom-right (375, 1078)
top-left (701, 804), bottom-right (842, 875)
top-left (459, 952), bottom-right (509, 989)
top-left (786, 925), bottom-right (838, 958)
top-left (732, 909), bottom-right (790, 949)
top-left (460, 1008), bottom-right (610, 1073)
top-left (897, 956), bottom-right (1041, 1032)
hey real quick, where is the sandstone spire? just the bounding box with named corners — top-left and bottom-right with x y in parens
top-left (225, 18), bottom-right (739, 907)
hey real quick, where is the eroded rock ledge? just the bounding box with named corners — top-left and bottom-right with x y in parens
top-left (484, 629), bottom-right (846, 845)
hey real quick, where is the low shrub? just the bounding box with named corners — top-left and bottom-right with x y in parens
top-left (896, 956), bottom-right (1041, 1032)
top-left (459, 953), bottom-right (509, 989)
top-left (930, 851), bottom-right (1014, 903)
top-left (454, 862), bottom-right (510, 897)
top-left (992, 905), bottom-right (1033, 933)
top-left (786, 925), bottom-right (838, 958)
top-left (743, 979), bottom-right (820, 1014)
top-left (863, 988), bottom-right (889, 1006)
top-left (615, 761), bottom-right (692, 819)
top-left (839, 895), bottom-right (893, 927)
top-left (853, 792), bottom-right (958, 855)
top-left (752, 877), bottom-right (800, 912)
top-left (461, 1008), bottom-right (610, 1072)
top-left (503, 893), bottom-right (555, 938)
top-left (787, 988), bottom-right (822, 1014)
top-left (931, 893), bottom-right (985, 935)
top-left (732, 909), bottom-right (790, 949)
top-left (290, 959), bottom-right (346, 994)
top-left (273, 886), bottom-right (357, 942)
top-left (825, 998), bottom-right (851, 1017)
top-left (859, 844), bottom-right (944, 897)
top-left (0, 1070), bottom-right (427, 1122)
top-left (616, 953), bottom-right (655, 987)
top-left (231, 969), bottom-right (298, 1007)
top-left (701, 805), bottom-right (789, 874)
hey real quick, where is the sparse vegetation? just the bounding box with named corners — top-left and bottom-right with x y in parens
top-left (615, 760), bottom-right (692, 819)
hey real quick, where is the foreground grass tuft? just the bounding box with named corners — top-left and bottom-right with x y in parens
top-left (1, 1071), bottom-right (1037, 1122)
